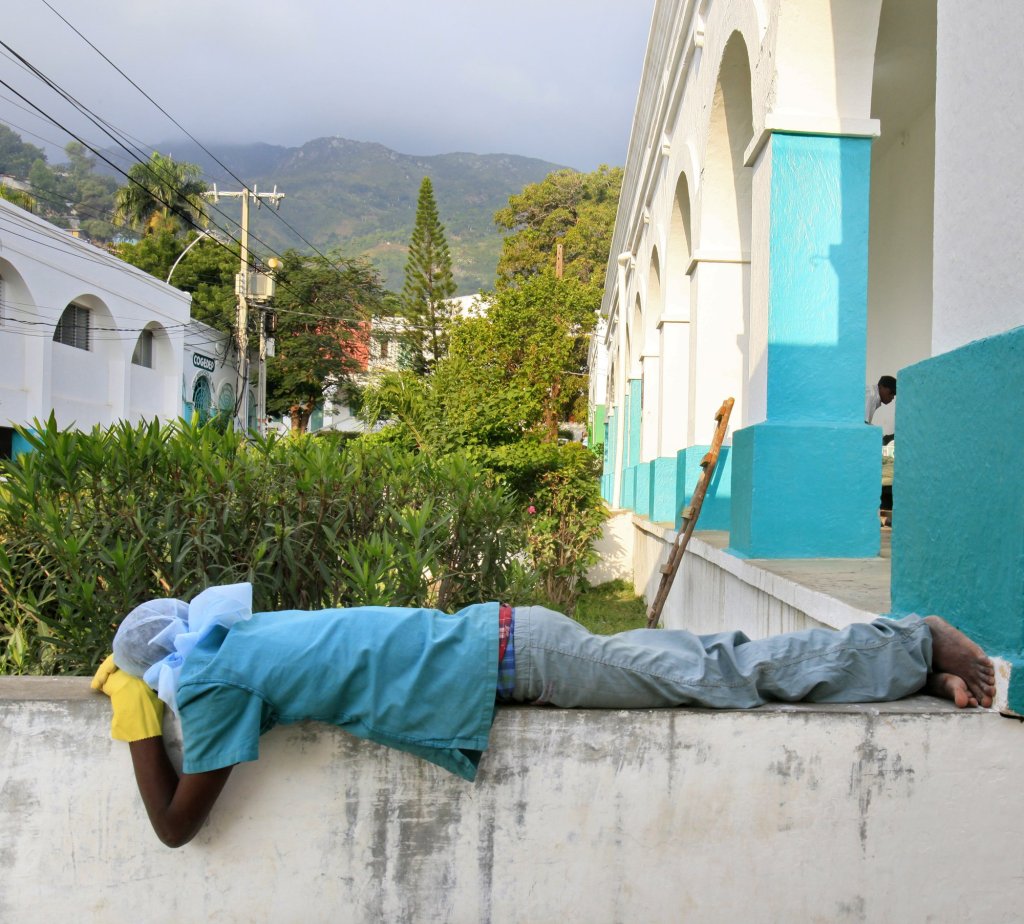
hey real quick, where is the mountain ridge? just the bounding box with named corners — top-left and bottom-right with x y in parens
top-left (156, 136), bottom-right (570, 292)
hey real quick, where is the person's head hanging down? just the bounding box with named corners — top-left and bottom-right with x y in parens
top-left (112, 598), bottom-right (189, 677)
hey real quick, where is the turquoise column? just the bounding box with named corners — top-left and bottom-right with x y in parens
top-left (730, 133), bottom-right (879, 558)
top-left (619, 389), bottom-right (632, 508)
top-left (620, 379), bottom-right (642, 510)
top-left (891, 327), bottom-right (1024, 712)
top-left (590, 404), bottom-right (605, 452)
top-left (602, 410), bottom-right (616, 503)
top-left (674, 447), bottom-right (732, 531)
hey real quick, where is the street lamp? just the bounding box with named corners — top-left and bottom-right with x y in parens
top-left (166, 230), bottom-right (214, 284)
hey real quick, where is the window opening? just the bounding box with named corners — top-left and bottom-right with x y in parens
top-left (192, 375), bottom-right (213, 425)
top-left (54, 303), bottom-right (90, 350)
top-left (132, 329), bottom-right (154, 367)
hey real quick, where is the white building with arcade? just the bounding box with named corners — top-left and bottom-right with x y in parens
top-left (591, 0), bottom-right (1024, 710)
top-left (0, 198), bottom-right (191, 453)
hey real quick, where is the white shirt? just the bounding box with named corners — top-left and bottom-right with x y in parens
top-left (871, 398), bottom-right (895, 438)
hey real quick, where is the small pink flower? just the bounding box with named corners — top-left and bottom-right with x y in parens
top-left (527, 505), bottom-right (537, 515)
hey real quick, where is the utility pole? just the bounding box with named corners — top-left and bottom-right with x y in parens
top-left (202, 185), bottom-right (284, 431)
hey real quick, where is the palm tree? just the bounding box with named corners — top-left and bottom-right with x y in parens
top-left (114, 152), bottom-right (207, 235)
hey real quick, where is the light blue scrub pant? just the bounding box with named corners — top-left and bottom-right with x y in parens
top-left (510, 607), bottom-right (932, 708)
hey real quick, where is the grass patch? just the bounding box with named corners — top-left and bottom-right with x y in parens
top-left (572, 579), bottom-right (647, 635)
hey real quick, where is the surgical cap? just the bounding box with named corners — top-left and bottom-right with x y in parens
top-left (112, 598), bottom-right (189, 677)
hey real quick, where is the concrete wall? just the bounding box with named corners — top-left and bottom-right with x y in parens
top-left (891, 326), bottom-right (1024, 712)
top-left (4, 678), bottom-right (1024, 923)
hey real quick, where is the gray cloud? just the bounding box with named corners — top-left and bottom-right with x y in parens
top-left (1, 0), bottom-right (653, 170)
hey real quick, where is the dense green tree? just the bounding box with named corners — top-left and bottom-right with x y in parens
top-left (0, 125), bottom-right (46, 177)
top-left (267, 250), bottom-right (385, 432)
top-left (399, 177), bottom-right (457, 374)
top-left (365, 273), bottom-right (598, 449)
top-left (27, 157), bottom-right (69, 212)
top-left (117, 230), bottom-right (237, 331)
top-left (114, 151), bottom-right (207, 236)
top-left (494, 165), bottom-right (622, 288)
top-left (445, 273), bottom-right (599, 439)
top-left (62, 142), bottom-right (118, 240)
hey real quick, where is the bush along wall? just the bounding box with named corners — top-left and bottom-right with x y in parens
top-left (0, 417), bottom-right (529, 675)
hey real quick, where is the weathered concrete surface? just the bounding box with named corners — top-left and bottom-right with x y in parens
top-left (3, 678), bottom-right (1023, 923)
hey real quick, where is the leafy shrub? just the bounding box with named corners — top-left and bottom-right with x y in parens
top-left (481, 439), bottom-right (605, 610)
top-left (0, 417), bottom-right (528, 675)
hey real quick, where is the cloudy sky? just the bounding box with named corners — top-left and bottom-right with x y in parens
top-left (1, 0), bottom-right (655, 172)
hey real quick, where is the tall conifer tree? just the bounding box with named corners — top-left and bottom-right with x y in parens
top-left (400, 176), bottom-right (456, 374)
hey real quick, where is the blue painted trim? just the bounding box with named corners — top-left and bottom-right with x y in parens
top-left (767, 133), bottom-right (871, 423)
top-left (730, 132), bottom-right (877, 558)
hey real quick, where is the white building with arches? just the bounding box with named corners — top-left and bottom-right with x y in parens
top-left (593, 0), bottom-right (1024, 705)
top-left (0, 198), bottom-right (190, 454)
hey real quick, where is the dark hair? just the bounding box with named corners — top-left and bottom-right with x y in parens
top-left (878, 375), bottom-right (897, 393)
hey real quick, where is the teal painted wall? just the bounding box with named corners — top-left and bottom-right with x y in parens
top-left (731, 132), bottom-right (878, 558)
top-left (627, 378), bottom-right (642, 468)
top-left (676, 446), bottom-right (732, 531)
top-left (890, 327), bottom-right (1024, 711)
top-left (622, 465), bottom-right (636, 510)
top-left (634, 462), bottom-right (652, 517)
top-left (10, 430), bottom-right (34, 458)
top-left (650, 457), bottom-right (679, 523)
top-left (619, 387), bottom-right (632, 504)
top-left (589, 404), bottom-right (606, 451)
top-left (603, 410), bottom-right (617, 503)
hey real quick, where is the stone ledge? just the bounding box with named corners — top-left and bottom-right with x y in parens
top-left (0, 675), bottom-right (981, 715)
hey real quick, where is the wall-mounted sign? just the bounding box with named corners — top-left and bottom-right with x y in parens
top-left (193, 353), bottom-right (216, 373)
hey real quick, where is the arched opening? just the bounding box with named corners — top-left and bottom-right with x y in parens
top-left (53, 302), bottom-right (92, 351)
top-left (128, 321), bottom-right (177, 421)
top-left (192, 374), bottom-right (213, 425)
top-left (694, 32), bottom-right (753, 442)
top-left (866, 0), bottom-right (936, 387)
top-left (51, 293), bottom-right (119, 427)
top-left (640, 249), bottom-right (663, 462)
top-left (646, 248), bottom-right (664, 329)
top-left (0, 259), bottom-right (35, 397)
top-left (665, 173), bottom-right (693, 317)
top-left (217, 382), bottom-right (235, 416)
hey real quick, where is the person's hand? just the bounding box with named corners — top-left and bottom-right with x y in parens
top-left (91, 655), bottom-right (164, 742)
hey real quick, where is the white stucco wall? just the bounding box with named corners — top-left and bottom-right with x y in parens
top-left (931, 0), bottom-right (1024, 356)
top-left (4, 679), bottom-right (1024, 923)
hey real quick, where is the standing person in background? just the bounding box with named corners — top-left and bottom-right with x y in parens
top-left (871, 375), bottom-right (897, 521)
top-left (871, 375), bottom-right (897, 445)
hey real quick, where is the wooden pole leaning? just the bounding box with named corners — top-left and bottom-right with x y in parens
top-left (645, 397), bottom-right (735, 628)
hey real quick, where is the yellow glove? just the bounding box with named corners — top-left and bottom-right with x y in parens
top-left (91, 654), bottom-right (164, 742)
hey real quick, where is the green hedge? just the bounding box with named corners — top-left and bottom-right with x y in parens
top-left (0, 418), bottom-right (530, 675)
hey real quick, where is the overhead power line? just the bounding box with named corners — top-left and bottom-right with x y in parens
top-left (34, 0), bottom-right (359, 273)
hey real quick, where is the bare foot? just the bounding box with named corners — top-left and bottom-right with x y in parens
top-left (925, 672), bottom-right (978, 708)
top-left (924, 615), bottom-right (996, 708)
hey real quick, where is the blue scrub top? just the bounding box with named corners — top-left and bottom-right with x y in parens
top-left (176, 602), bottom-right (499, 780)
